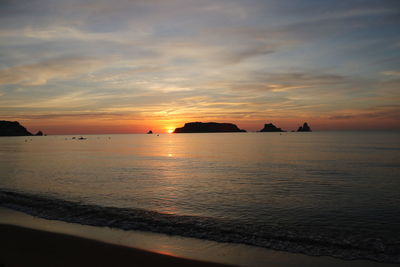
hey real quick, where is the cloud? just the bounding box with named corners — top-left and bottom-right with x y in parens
top-left (220, 45), bottom-right (275, 64)
top-left (222, 72), bottom-right (348, 92)
top-left (0, 26), bottom-right (120, 43)
top-left (329, 105), bottom-right (400, 120)
top-left (0, 57), bottom-right (107, 86)
top-left (0, 0), bottom-right (399, 131)
top-left (329, 115), bottom-right (357, 120)
top-left (382, 71), bottom-right (400, 77)
top-left (0, 112), bottom-right (128, 120)
top-left (205, 4), bottom-right (400, 55)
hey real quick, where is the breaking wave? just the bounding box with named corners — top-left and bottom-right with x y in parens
top-left (1, 189), bottom-right (399, 263)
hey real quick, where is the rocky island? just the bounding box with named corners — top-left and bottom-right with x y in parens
top-left (173, 122), bottom-right (246, 133)
top-left (259, 123), bottom-right (285, 132)
top-left (0, 120), bottom-right (44, 136)
top-left (297, 122), bottom-right (312, 132)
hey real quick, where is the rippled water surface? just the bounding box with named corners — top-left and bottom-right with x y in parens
top-left (1, 132), bottom-right (399, 262)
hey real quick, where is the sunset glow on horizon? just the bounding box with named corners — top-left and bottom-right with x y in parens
top-left (0, 0), bottom-right (399, 134)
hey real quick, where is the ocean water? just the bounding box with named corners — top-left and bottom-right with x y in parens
top-left (0, 132), bottom-right (399, 263)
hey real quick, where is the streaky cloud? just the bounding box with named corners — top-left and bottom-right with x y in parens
top-left (0, 57), bottom-right (107, 86)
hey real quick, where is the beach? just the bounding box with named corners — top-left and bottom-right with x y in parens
top-left (1, 207), bottom-right (395, 267)
top-left (0, 223), bottom-right (229, 267)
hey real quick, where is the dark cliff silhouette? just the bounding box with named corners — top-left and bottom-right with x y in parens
top-left (259, 123), bottom-right (285, 132)
top-left (297, 122), bottom-right (312, 132)
top-left (173, 122), bottom-right (246, 133)
top-left (0, 121), bottom-right (44, 136)
top-left (0, 121), bottom-right (39, 136)
top-left (147, 130), bottom-right (153, 134)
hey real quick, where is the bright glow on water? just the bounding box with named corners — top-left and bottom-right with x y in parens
top-left (1, 132), bottom-right (399, 262)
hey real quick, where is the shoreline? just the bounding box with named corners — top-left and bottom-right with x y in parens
top-left (0, 223), bottom-right (228, 267)
top-left (0, 207), bottom-right (395, 267)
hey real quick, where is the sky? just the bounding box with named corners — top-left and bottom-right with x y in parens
top-left (0, 0), bottom-right (399, 134)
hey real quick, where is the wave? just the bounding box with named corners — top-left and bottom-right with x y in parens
top-left (1, 189), bottom-right (399, 263)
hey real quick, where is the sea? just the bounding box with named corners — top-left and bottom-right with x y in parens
top-left (0, 131), bottom-right (399, 263)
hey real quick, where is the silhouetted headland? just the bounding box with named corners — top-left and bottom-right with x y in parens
top-left (297, 122), bottom-right (312, 132)
top-left (259, 123), bottom-right (285, 132)
top-left (0, 120), bottom-right (44, 136)
top-left (174, 122), bottom-right (246, 133)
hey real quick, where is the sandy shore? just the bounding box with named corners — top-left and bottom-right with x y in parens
top-left (0, 208), bottom-right (394, 267)
top-left (0, 224), bottom-right (230, 267)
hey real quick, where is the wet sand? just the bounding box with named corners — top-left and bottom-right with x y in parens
top-left (0, 208), bottom-right (394, 267)
top-left (0, 224), bottom-right (230, 267)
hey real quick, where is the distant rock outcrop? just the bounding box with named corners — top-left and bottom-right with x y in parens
top-left (297, 122), bottom-right (312, 132)
top-left (35, 131), bottom-right (44, 136)
top-left (0, 121), bottom-right (34, 136)
top-left (173, 122), bottom-right (246, 133)
top-left (259, 123), bottom-right (285, 132)
top-left (147, 130), bottom-right (153, 134)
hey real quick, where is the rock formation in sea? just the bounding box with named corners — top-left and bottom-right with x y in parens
top-left (147, 130), bottom-right (153, 134)
top-left (0, 121), bottom-right (41, 136)
top-left (173, 122), bottom-right (246, 133)
top-left (35, 131), bottom-right (44, 136)
top-left (297, 122), bottom-right (312, 132)
top-left (259, 123), bottom-right (285, 132)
